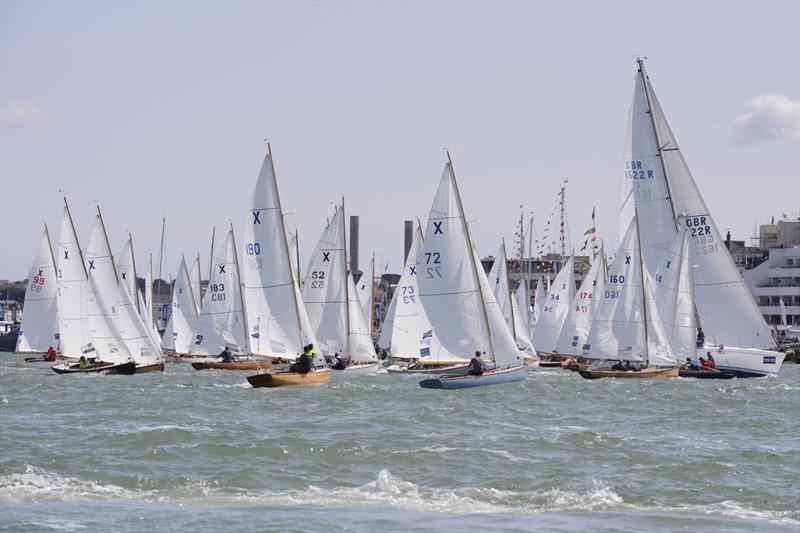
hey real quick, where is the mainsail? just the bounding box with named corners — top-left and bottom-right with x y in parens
top-left (189, 227), bottom-right (248, 355)
top-left (16, 225), bottom-right (59, 353)
top-left (532, 256), bottom-right (575, 354)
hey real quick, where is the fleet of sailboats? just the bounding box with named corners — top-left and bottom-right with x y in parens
top-left (9, 60), bottom-right (787, 384)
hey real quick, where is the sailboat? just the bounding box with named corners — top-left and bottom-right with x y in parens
top-left (117, 235), bottom-right (163, 355)
top-left (161, 256), bottom-right (200, 357)
top-left (245, 146), bottom-right (330, 387)
top-left (417, 155), bottom-right (527, 389)
top-left (533, 256), bottom-right (575, 365)
top-left (488, 240), bottom-right (537, 360)
top-left (578, 214), bottom-right (678, 379)
top-left (301, 200), bottom-right (379, 374)
top-left (51, 200), bottom-right (135, 375)
top-left (189, 225), bottom-right (250, 368)
top-left (555, 243), bottom-right (607, 360)
top-left (617, 59), bottom-right (784, 376)
top-left (16, 224), bottom-right (60, 365)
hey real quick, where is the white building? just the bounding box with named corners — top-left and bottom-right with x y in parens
top-left (742, 240), bottom-right (800, 333)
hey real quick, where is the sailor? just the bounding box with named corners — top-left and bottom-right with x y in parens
top-left (291, 345), bottom-right (313, 374)
top-left (685, 357), bottom-right (700, 370)
top-left (218, 346), bottom-right (235, 363)
top-left (696, 327), bottom-right (705, 348)
top-left (43, 346), bottom-right (57, 362)
top-left (331, 353), bottom-right (346, 370)
top-left (78, 355), bottom-right (91, 370)
top-left (468, 350), bottom-right (485, 376)
top-left (705, 351), bottom-right (715, 368)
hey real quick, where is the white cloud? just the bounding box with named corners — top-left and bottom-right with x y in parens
top-left (728, 94), bottom-right (799, 146)
top-left (0, 101), bottom-right (54, 125)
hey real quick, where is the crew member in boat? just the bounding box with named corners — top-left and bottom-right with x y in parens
top-left (218, 346), bottom-right (235, 363)
top-left (290, 345), bottom-right (313, 374)
top-left (78, 355), bottom-right (91, 370)
top-left (611, 360), bottom-right (626, 371)
top-left (696, 327), bottom-right (705, 348)
top-left (468, 351), bottom-right (485, 376)
top-left (43, 346), bottom-right (58, 362)
top-left (624, 360), bottom-right (639, 372)
top-left (705, 351), bottom-right (715, 368)
top-left (683, 357), bottom-right (700, 370)
top-left (700, 357), bottom-right (713, 370)
top-left (330, 353), bottom-right (346, 370)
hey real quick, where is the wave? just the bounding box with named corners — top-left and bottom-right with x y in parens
top-left (2, 467), bottom-right (796, 526)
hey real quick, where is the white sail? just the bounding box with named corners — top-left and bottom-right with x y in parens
top-left (242, 152), bottom-right (317, 359)
top-left (532, 256), bottom-right (575, 354)
top-left (654, 226), bottom-right (696, 359)
top-left (618, 60), bottom-right (775, 351)
top-left (302, 203), bottom-right (375, 362)
top-left (189, 253), bottom-right (202, 314)
top-left (79, 215), bottom-right (131, 364)
top-left (585, 217), bottom-right (675, 366)
top-left (418, 161), bottom-right (522, 368)
top-left (56, 205), bottom-right (92, 358)
top-left (161, 256), bottom-right (199, 355)
top-left (555, 251), bottom-right (606, 356)
top-left (85, 214), bottom-right (160, 366)
top-left (145, 255), bottom-right (155, 331)
top-left (189, 228), bottom-right (248, 355)
top-left (16, 226), bottom-right (59, 353)
top-left (377, 224), bottom-right (433, 357)
top-left (116, 238), bottom-right (138, 310)
top-left (489, 243), bottom-right (535, 355)
top-left (532, 276), bottom-right (545, 327)
top-left (514, 282), bottom-right (533, 345)
top-left (355, 255), bottom-right (374, 331)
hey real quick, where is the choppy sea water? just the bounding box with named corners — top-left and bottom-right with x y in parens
top-left (0, 352), bottom-right (798, 532)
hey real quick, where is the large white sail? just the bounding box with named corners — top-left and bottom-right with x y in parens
top-left (532, 256), bottom-right (575, 354)
top-left (489, 243), bottom-right (535, 355)
top-left (189, 253), bottom-right (202, 314)
top-left (418, 161), bottom-right (522, 368)
top-left (555, 250), bottom-right (606, 356)
top-left (86, 213), bottom-right (160, 366)
top-left (56, 205), bottom-right (92, 358)
top-left (189, 228), bottom-right (248, 355)
top-left (585, 217), bottom-right (674, 366)
top-left (514, 283), bottom-right (533, 345)
top-left (242, 151), bottom-right (317, 359)
top-left (16, 226), bottom-right (59, 353)
top-left (532, 276), bottom-right (545, 328)
top-left (117, 235), bottom-right (162, 350)
top-left (161, 256), bottom-right (199, 355)
top-left (302, 203), bottom-right (375, 361)
top-left (654, 226), bottom-right (696, 359)
top-left (618, 60), bottom-right (775, 351)
top-left (377, 224), bottom-right (433, 357)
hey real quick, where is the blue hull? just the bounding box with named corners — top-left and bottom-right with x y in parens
top-left (419, 365), bottom-right (528, 389)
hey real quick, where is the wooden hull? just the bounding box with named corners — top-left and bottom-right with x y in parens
top-left (135, 362), bottom-right (165, 373)
top-left (578, 366), bottom-right (679, 380)
top-left (386, 363), bottom-right (470, 375)
top-left (247, 368), bottom-right (331, 388)
top-left (419, 364), bottom-right (528, 389)
top-left (191, 360), bottom-right (272, 371)
top-left (52, 361), bottom-right (137, 375)
top-left (679, 368), bottom-right (736, 379)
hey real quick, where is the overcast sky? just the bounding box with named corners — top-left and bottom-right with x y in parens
top-left (1, 0), bottom-right (798, 281)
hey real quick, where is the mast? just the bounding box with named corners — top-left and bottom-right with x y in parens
top-left (267, 143), bottom-right (305, 349)
top-left (638, 58), bottom-right (679, 232)
top-left (128, 233), bottom-right (140, 314)
top-left (503, 238), bottom-right (517, 342)
top-left (229, 223), bottom-right (249, 353)
top-left (341, 197), bottom-right (352, 359)
top-left (295, 228), bottom-right (301, 287)
top-left (207, 226), bottom-right (216, 283)
top-left (194, 251), bottom-right (201, 307)
top-left (183, 254), bottom-right (199, 320)
top-left (634, 209), bottom-right (650, 366)
top-left (447, 152), bottom-right (495, 363)
top-left (44, 223), bottom-right (57, 282)
top-left (154, 216), bottom-right (166, 325)
top-left (369, 252), bottom-right (375, 335)
top-left (63, 198), bottom-right (88, 277)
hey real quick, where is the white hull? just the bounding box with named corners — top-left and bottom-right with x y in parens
top-left (334, 362), bottom-right (381, 375)
top-left (699, 345), bottom-right (785, 377)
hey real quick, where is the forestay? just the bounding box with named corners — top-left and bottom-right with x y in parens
top-left (242, 152), bottom-right (316, 360)
top-left (16, 226), bottom-right (59, 353)
top-left (617, 60), bottom-right (774, 350)
top-left (555, 249), bottom-right (606, 356)
top-left (418, 162), bottom-right (522, 368)
top-left (377, 224), bottom-right (434, 357)
top-left (189, 228), bottom-right (247, 356)
top-left (532, 257), bottom-right (575, 354)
